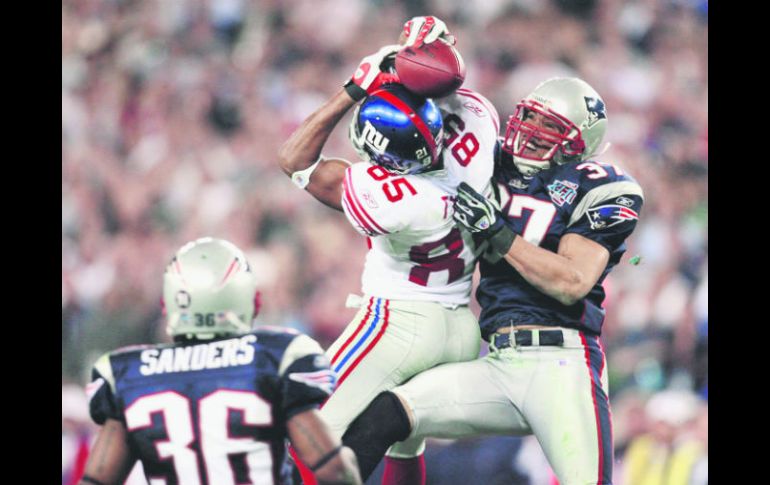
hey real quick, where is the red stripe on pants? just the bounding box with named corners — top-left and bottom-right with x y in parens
top-left (331, 297), bottom-right (375, 366)
top-left (580, 333), bottom-right (604, 485)
top-left (336, 300), bottom-right (390, 386)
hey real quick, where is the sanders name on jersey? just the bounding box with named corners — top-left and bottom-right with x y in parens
top-left (139, 334), bottom-right (256, 376)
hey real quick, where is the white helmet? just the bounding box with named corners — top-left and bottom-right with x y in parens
top-left (163, 237), bottom-right (261, 340)
top-left (502, 77), bottom-right (608, 176)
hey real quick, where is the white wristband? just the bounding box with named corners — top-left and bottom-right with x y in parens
top-left (291, 156), bottom-right (324, 190)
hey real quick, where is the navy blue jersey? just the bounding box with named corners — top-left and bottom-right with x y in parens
top-left (476, 149), bottom-right (644, 340)
top-left (86, 328), bottom-right (336, 485)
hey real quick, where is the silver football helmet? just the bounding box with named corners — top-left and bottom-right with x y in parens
top-left (163, 237), bottom-right (261, 340)
top-left (502, 77), bottom-right (608, 176)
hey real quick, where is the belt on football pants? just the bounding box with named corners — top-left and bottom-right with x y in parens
top-left (491, 329), bottom-right (564, 349)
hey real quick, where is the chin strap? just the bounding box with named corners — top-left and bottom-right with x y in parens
top-left (224, 311), bottom-right (252, 332)
top-left (513, 158), bottom-right (549, 176)
top-left (594, 142), bottom-right (612, 157)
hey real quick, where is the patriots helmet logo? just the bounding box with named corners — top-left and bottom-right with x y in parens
top-left (587, 204), bottom-right (638, 230)
top-left (584, 97), bottom-right (607, 128)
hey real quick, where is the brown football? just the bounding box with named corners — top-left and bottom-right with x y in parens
top-left (395, 41), bottom-right (466, 98)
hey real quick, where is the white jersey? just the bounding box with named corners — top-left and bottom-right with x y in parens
top-left (340, 88), bottom-right (499, 305)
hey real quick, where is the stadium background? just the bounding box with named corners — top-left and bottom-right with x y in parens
top-left (62, 0), bottom-right (707, 483)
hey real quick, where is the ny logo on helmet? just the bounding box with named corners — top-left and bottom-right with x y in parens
top-left (584, 97), bottom-right (606, 128)
top-left (358, 120), bottom-right (390, 155)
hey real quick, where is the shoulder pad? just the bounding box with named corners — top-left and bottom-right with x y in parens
top-left (91, 352), bottom-right (116, 393)
top-left (251, 326), bottom-right (301, 352)
top-left (442, 88), bottom-right (501, 134)
top-left (278, 334), bottom-right (327, 376)
top-left (568, 174), bottom-right (644, 228)
top-left (437, 90), bottom-right (498, 194)
top-left (109, 343), bottom-right (156, 355)
top-left (255, 325), bottom-right (301, 336)
top-left (570, 161), bottom-right (640, 186)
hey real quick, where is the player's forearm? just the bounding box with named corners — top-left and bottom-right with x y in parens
top-left (278, 88), bottom-right (357, 176)
top-left (315, 447), bottom-right (363, 485)
top-left (79, 419), bottom-right (136, 485)
top-left (502, 237), bottom-right (593, 306)
top-left (288, 408), bottom-right (363, 484)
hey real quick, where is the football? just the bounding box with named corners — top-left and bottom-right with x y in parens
top-left (395, 41), bottom-right (466, 98)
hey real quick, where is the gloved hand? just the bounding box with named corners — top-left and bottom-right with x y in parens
top-left (402, 16), bottom-right (456, 47)
top-left (343, 44), bottom-right (401, 102)
top-left (453, 182), bottom-right (518, 258)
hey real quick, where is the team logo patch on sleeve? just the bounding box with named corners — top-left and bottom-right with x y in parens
top-left (586, 204), bottom-right (639, 230)
top-left (547, 180), bottom-right (579, 207)
top-left (288, 369), bottom-right (338, 395)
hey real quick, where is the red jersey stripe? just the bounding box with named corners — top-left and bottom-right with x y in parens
top-left (342, 196), bottom-right (375, 236)
top-left (344, 167), bottom-right (389, 234)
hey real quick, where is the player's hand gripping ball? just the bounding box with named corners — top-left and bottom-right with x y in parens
top-left (395, 40), bottom-right (466, 98)
top-left (401, 16), bottom-right (456, 47)
top-left (344, 44), bottom-right (402, 102)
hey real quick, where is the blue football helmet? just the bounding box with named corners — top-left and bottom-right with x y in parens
top-left (349, 84), bottom-right (444, 175)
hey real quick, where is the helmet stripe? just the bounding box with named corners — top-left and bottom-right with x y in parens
top-left (219, 257), bottom-right (241, 285)
top-left (172, 258), bottom-right (189, 287)
top-left (373, 90), bottom-right (438, 161)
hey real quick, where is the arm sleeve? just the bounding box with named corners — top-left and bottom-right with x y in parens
top-left (340, 163), bottom-right (410, 236)
top-left (87, 353), bottom-right (122, 425)
top-left (278, 334), bottom-right (338, 419)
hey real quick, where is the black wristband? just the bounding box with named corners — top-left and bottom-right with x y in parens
top-left (343, 80), bottom-right (367, 102)
top-left (81, 475), bottom-right (108, 485)
top-left (309, 445), bottom-right (344, 472)
top-left (487, 221), bottom-right (518, 259)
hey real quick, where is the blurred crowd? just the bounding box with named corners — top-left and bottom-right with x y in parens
top-left (62, 0), bottom-right (707, 484)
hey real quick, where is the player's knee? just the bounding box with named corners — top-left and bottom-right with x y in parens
top-left (346, 391), bottom-right (411, 444)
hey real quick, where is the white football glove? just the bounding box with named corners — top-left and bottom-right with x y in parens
top-left (402, 16), bottom-right (456, 47)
